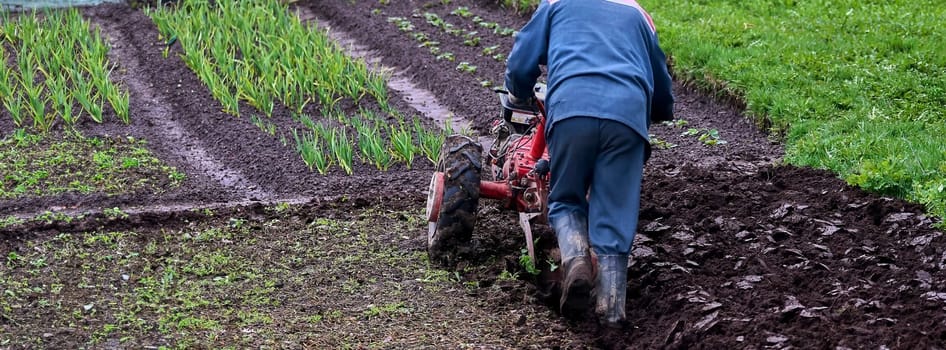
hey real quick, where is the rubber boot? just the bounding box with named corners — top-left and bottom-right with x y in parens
top-left (595, 255), bottom-right (629, 328)
top-left (553, 212), bottom-right (594, 318)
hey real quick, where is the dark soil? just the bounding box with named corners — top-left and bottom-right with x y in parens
top-left (1, 0), bottom-right (944, 349)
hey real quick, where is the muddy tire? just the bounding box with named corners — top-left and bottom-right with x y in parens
top-left (428, 135), bottom-right (482, 264)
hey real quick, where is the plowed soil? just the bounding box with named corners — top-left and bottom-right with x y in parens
top-left (1, 1), bottom-right (944, 349)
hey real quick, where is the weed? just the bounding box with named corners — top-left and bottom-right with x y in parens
top-left (497, 269), bottom-right (520, 281)
top-left (6, 251), bottom-right (21, 265)
top-left (363, 302), bottom-right (409, 319)
top-left (104, 207), bottom-right (129, 219)
top-left (0, 216), bottom-right (24, 229)
top-left (518, 249), bottom-right (539, 275)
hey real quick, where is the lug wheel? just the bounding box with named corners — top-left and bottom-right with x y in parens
top-left (426, 135), bottom-right (482, 264)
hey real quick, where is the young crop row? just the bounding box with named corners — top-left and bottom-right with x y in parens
top-left (148, 1), bottom-right (448, 174)
top-left (149, 0), bottom-right (390, 117)
top-left (290, 108), bottom-right (453, 175)
top-left (384, 5), bottom-right (516, 87)
top-left (0, 9), bottom-right (130, 132)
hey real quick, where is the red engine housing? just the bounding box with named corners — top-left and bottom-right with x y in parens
top-left (480, 111), bottom-right (549, 218)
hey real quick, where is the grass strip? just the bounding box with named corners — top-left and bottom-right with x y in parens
top-left (0, 131), bottom-right (184, 199)
top-left (641, 0), bottom-right (945, 219)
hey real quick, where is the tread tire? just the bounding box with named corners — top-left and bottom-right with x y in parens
top-left (428, 135), bottom-right (482, 264)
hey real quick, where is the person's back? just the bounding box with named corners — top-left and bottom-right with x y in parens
top-left (504, 0), bottom-right (674, 328)
top-left (505, 0), bottom-right (674, 142)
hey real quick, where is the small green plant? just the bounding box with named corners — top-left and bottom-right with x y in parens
top-left (4, 92), bottom-right (24, 127)
top-left (357, 121), bottom-right (393, 171)
top-left (293, 128), bottom-right (332, 174)
top-left (7, 251), bottom-right (21, 264)
top-left (390, 122), bottom-right (417, 168)
top-left (462, 31), bottom-right (481, 46)
top-left (414, 119), bottom-right (444, 165)
top-left (436, 52), bottom-right (455, 61)
top-left (494, 27), bottom-right (516, 37)
top-left (661, 119), bottom-right (689, 128)
top-left (547, 258), bottom-right (559, 272)
top-left (450, 6), bottom-right (473, 18)
top-left (250, 115), bottom-right (278, 136)
top-left (363, 302), bottom-right (407, 319)
top-left (649, 135), bottom-right (678, 150)
top-left (456, 62), bottom-right (477, 74)
top-left (411, 32), bottom-right (429, 42)
top-left (330, 128), bottom-right (355, 175)
top-left (478, 21), bottom-right (499, 30)
top-left (682, 128), bottom-right (727, 146)
top-left (387, 17), bottom-right (414, 32)
top-left (518, 248), bottom-right (539, 275)
top-left (423, 12), bottom-right (446, 28)
top-left (497, 269), bottom-right (520, 281)
top-left (104, 207), bottom-right (129, 219)
top-left (0, 215), bottom-right (25, 229)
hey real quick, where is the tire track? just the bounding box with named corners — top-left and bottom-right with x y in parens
top-left (89, 13), bottom-right (275, 202)
top-left (295, 7), bottom-right (475, 134)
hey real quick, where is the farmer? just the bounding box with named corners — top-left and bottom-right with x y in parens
top-left (504, 0), bottom-right (674, 328)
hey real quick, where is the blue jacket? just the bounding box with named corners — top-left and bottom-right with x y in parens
top-left (504, 0), bottom-right (674, 141)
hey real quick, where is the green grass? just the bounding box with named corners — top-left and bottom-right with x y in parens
top-left (641, 0), bottom-right (946, 219)
top-left (0, 131), bottom-right (184, 199)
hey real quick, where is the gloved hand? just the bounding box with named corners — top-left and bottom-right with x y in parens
top-left (507, 93), bottom-right (536, 111)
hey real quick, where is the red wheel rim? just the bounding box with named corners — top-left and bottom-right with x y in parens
top-left (426, 171), bottom-right (445, 223)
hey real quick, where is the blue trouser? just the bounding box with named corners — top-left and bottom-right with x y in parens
top-left (547, 117), bottom-right (647, 256)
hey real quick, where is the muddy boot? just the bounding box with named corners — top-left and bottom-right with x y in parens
top-left (595, 254), bottom-right (629, 328)
top-left (553, 213), bottom-right (594, 318)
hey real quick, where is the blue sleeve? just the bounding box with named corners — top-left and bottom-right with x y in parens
top-left (503, 0), bottom-right (550, 99)
top-left (650, 36), bottom-right (674, 121)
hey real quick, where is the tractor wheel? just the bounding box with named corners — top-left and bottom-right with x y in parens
top-left (426, 135), bottom-right (482, 264)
